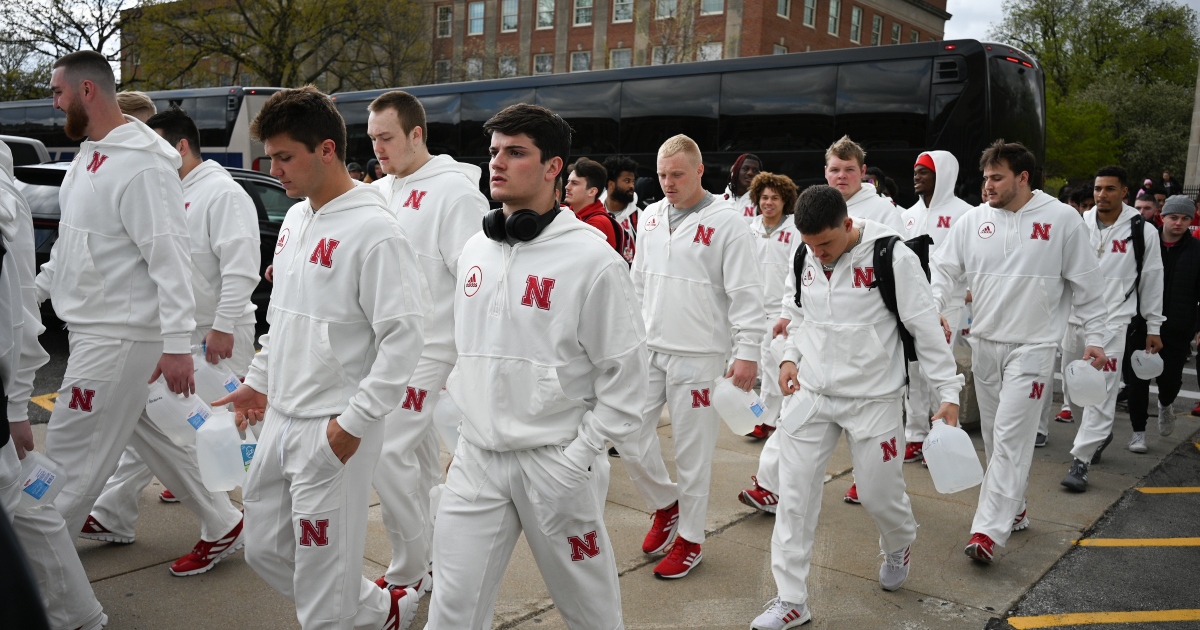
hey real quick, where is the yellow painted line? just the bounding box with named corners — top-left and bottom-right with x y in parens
top-left (1137, 487), bottom-right (1200, 494)
top-left (1194, 442), bottom-right (1200, 453)
top-left (1008, 609), bottom-right (1200, 629)
top-left (30, 393), bottom-right (57, 412)
top-left (1076, 537), bottom-right (1200, 547)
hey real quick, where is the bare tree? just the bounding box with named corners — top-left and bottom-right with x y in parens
top-left (645, 0), bottom-right (705, 65)
top-left (0, 0), bottom-right (134, 66)
top-left (0, 41), bottom-right (52, 100)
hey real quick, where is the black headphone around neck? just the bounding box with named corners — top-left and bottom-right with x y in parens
top-left (483, 207), bottom-right (561, 243)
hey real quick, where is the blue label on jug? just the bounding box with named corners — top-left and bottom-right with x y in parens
top-left (187, 412), bottom-right (207, 430)
top-left (23, 468), bottom-right (55, 500)
top-left (750, 402), bottom-right (765, 417)
top-left (241, 444), bottom-right (256, 470)
top-left (224, 380), bottom-right (239, 393)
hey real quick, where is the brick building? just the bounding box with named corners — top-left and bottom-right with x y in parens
top-left (427, 0), bottom-right (950, 82)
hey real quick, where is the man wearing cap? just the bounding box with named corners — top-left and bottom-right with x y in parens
top-left (1123, 194), bottom-right (1198, 451)
top-left (347, 161), bottom-right (364, 181)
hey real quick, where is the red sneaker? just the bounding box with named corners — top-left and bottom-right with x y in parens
top-left (1191, 401), bottom-right (1200, 417)
top-left (376, 570), bottom-right (432, 599)
top-left (79, 515), bottom-right (134, 544)
top-left (653, 537), bottom-right (702, 579)
top-left (1012, 508), bottom-right (1030, 532)
top-left (1055, 409), bottom-right (1073, 423)
top-left (904, 442), bottom-right (924, 463)
top-left (964, 533), bottom-right (995, 563)
top-left (738, 476), bottom-right (779, 514)
top-left (159, 489), bottom-right (179, 503)
top-left (169, 518), bottom-right (244, 576)
top-left (746, 423), bottom-right (776, 440)
top-left (844, 483), bottom-right (860, 504)
top-left (383, 586), bottom-right (419, 630)
top-left (642, 502), bottom-right (679, 554)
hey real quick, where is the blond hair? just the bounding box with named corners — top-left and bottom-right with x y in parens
top-left (658, 134), bottom-right (702, 164)
top-left (825, 135), bottom-right (865, 166)
top-left (117, 91), bottom-right (157, 122)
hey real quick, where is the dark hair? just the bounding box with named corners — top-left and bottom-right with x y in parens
top-left (368, 90), bottom-right (427, 143)
top-left (602, 155), bottom-right (638, 183)
top-left (53, 50), bottom-right (116, 93)
top-left (571, 158), bottom-right (607, 195)
top-left (794, 185), bottom-right (848, 234)
top-left (483, 103), bottom-right (573, 165)
top-left (250, 86), bottom-right (347, 161)
top-left (980, 139), bottom-right (1037, 181)
top-left (750, 172), bottom-right (799, 217)
top-left (1069, 188), bottom-right (1093, 205)
top-left (1148, 185), bottom-right (1168, 197)
top-left (146, 107), bottom-right (202, 157)
top-left (1094, 165), bottom-right (1128, 188)
top-left (884, 177), bottom-right (898, 199)
top-left (1136, 192), bottom-right (1156, 203)
top-left (1057, 186), bottom-right (1073, 203)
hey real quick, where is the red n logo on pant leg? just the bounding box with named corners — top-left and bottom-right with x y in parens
top-left (1102, 358), bottom-right (1118, 372)
top-left (1029, 382), bottom-right (1045, 399)
top-left (298, 519), bottom-right (330, 546)
top-left (401, 387), bottom-right (428, 412)
top-left (691, 389), bottom-right (711, 408)
top-left (68, 387), bottom-right (96, 412)
top-left (568, 530), bottom-right (600, 561)
top-left (880, 437), bottom-right (898, 462)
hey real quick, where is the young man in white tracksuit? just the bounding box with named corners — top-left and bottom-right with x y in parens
top-left (825, 135), bottom-right (904, 234)
top-left (931, 140), bottom-right (1109, 563)
top-left (603, 154), bottom-right (640, 263)
top-left (750, 185), bottom-right (963, 630)
top-left (616, 134), bottom-right (765, 579)
top-left (899, 151), bottom-right (974, 463)
top-left (1059, 166), bottom-right (1164, 491)
top-left (426, 104), bottom-right (648, 629)
top-left (723, 153), bottom-right (762, 224)
top-left (365, 91), bottom-right (487, 598)
top-left (213, 87), bottom-right (428, 630)
top-left (84, 108), bottom-right (260, 576)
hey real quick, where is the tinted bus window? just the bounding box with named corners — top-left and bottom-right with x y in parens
top-left (23, 106), bottom-right (69, 148)
top-left (720, 66), bottom-right (837, 152)
top-left (536, 82), bottom-right (620, 155)
top-left (152, 96), bottom-right (235, 147)
top-left (420, 94), bottom-right (462, 158)
top-left (621, 75), bottom-right (719, 153)
top-left (0, 107), bottom-right (24, 134)
top-left (338, 100), bottom-right (373, 164)
top-left (836, 59), bottom-right (931, 149)
top-left (989, 57), bottom-right (1045, 161)
top-left (461, 89), bottom-right (536, 158)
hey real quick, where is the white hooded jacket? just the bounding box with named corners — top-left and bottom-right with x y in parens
top-left (724, 186), bottom-right (756, 224)
top-left (846, 182), bottom-right (904, 233)
top-left (375, 154), bottom-right (488, 366)
top-left (1070, 204), bottom-right (1165, 334)
top-left (244, 184), bottom-right (428, 438)
top-left (901, 151), bottom-right (974, 304)
top-left (34, 116), bottom-right (196, 354)
top-left (181, 160), bottom-right (260, 332)
top-left (750, 214), bottom-right (798, 321)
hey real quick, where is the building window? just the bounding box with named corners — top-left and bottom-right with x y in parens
top-left (827, 0), bottom-right (840, 35)
top-left (468, 1), bottom-right (484, 35)
top-left (651, 45), bottom-right (677, 65)
top-left (501, 0), bottom-right (518, 31)
top-left (700, 0), bottom-right (722, 14)
top-left (777, 0), bottom-right (789, 18)
top-left (849, 6), bottom-right (862, 43)
top-left (499, 56), bottom-right (518, 76)
top-left (891, 22), bottom-right (901, 44)
top-left (537, 0), bottom-right (554, 28)
top-left (613, 0), bottom-right (632, 22)
top-left (773, 44), bottom-right (788, 54)
top-left (466, 57), bottom-right (483, 80)
top-left (570, 51), bottom-right (591, 71)
top-left (609, 47), bottom-right (632, 68)
top-left (910, 28), bottom-right (919, 43)
top-left (436, 5), bottom-right (453, 38)
top-left (656, 0), bottom-right (676, 19)
top-left (697, 42), bottom-right (722, 61)
top-left (434, 60), bottom-right (452, 83)
top-left (871, 14), bottom-right (882, 45)
top-left (803, 0), bottom-right (815, 26)
top-left (574, 0), bottom-right (593, 25)
top-left (534, 53), bottom-right (553, 74)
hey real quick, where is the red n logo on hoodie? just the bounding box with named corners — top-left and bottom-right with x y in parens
top-left (937, 216), bottom-right (951, 228)
top-left (1031, 223), bottom-right (1051, 240)
top-left (853, 267), bottom-right (875, 288)
top-left (693, 225), bottom-right (715, 246)
top-left (521, 275), bottom-right (556, 310)
top-left (309, 238), bottom-right (340, 268)
top-left (403, 190), bottom-right (428, 210)
top-left (86, 151), bottom-right (108, 174)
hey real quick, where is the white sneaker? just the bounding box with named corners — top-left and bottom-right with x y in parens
top-left (879, 545), bottom-right (910, 591)
top-left (1128, 431), bottom-right (1148, 454)
top-left (751, 597), bottom-right (811, 629)
top-left (1158, 401), bottom-right (1176, 437)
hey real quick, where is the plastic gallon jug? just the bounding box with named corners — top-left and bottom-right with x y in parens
top-left (713, 377), bottom-right (765, 436)
top-left (18, 452), bottom-right (65, 510)
top-left (146, 379), bottom-right (213, 447)
top-left (923, 420), bottom-right (984, 494)
top-left (239, 428), bottom-right (258, 473)
top-left (193, 346), bottom-right (242, 406)
top-left (196, 410), bottom-right (246, 492)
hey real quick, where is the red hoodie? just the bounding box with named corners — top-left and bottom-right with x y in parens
top-left (573, 199), bottom-right (620, 252)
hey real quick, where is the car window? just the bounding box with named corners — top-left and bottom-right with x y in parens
top-left (15, 182), bottom-right (60, 218)
top-left (250, 181), bottom-right (293, 223)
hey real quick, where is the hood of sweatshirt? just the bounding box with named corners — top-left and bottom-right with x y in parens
top-left (386, 153), bottom-right (481, 191)
top-left (88, 116), bottom-right (184, 170)
top-left (181, 159), bottom-right (227, 189)
top-left (912, 151), bottom-right (961, 212)
top-left (847, 182), bottom-right (883, 208)
top-left (574, 199), bottom-right (609, 224)
top-left (0, 141), bottom-right (12, 177)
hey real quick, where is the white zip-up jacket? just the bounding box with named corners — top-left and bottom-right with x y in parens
top-left (600, 190), bottom-right (640, 263)
top-left (901, 151), bottom-right (973, 304)
top-left (780, 219), bottom-right (963, 405)
top-left (182, 160), bottom-right (260, 332)
top-left (724, 186), bottom-right (756, 224)
top-left (243, 184), bottom-right (428, 438)
top-left (846, 182), bottom-right (904, 233)
top-left (447, 210), bottom-right (648, 470)
top-left (375, 155), bottom-right (488, 366)
top-left (750, 215), bottom-right (798, 321)
top-left (931, 190), bottom-right (1108, 347)
top-left (34, 116), bottom-right (195, 354)
top-left (633, 195), bottom-right (765, 361)
top-left (1070, 205), bottom-right (1165, 335)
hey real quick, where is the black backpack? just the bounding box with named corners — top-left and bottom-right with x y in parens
top-left (1123, 214), bottom-right (1147, 316)
top-left (601, 213), bottom-right (631, 266)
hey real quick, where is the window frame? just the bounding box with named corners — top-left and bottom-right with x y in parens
top-left (436, 5), bottom-right (453, 38)
top-left (700, 0), bottom-right (723, 15)
top-left (803, 0), bottom-right (815, 27)
top-left (656, 0), bottom-right (677, 19)
top-left (777, 0), bottom-right (789, 19)
top-left (570, 50), bottom-right (592, 71)
top-left (827, 0), bottom-right (840, 36)
top-left (651, 45), bottom-right (677, 65)
top-left (465, 57), bottom-right (483, 80)
top-left (910, 28), bottom-right (920, 43)
top-left (849, 6), bottom-right (862, 43)
top-left (609, 47), bottom-right (632, 68)
top-left (891, 22), bottom-right (901, 44)
top-left (467, 1), bottom-right (484, 36)
top-left (612, 0), bottom-right (633, 22)
top-left (434, 59), bottom-right (452, 83)
top-left (501, 0), bottom-right (518, 32)
top-left (537, 0), bottom-right (555, 29)
top-left (697, 42), bottom-right (723, 61)
top-left (534, 53), bottom-right (554, 74)
top-left (499, 56), bottom-right (518, 77)
top-left (574, 0), bottom-right (593, 26)
top-left (871, 14), bottom-right (882, 45)
top-left (773, 44), bottom-right (788, 55)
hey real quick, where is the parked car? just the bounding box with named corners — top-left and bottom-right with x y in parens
top-left (1, 135), bottom-right (51, 166)
top-left (11, 163), bottom-right (290, 328)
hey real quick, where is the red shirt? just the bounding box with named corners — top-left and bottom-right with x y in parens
top-left (573, 200), bottom-right (619, 252)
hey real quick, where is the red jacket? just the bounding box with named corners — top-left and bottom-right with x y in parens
top-left (574, 200), bottom-right (620, 252)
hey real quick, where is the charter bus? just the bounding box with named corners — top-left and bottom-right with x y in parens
top-left (332, 39), bottom-right (1043, 208)
top-left (0, 86), bottom-right (282, 169)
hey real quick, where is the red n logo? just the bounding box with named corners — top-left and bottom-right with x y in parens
top-left (401, 387), bottom-right (428, 412)
top-left (298, 519), bottom-right (330, 546)
top-left (1031, 223), bottom-right (1051, 240)
top-left (568, 531), bottom-right (600, 561)
top-left (521, 275), bottom-right (556, 310)
top-left (853, 267), bottom-right (875, 288)
top-left (880, 437), bottom-right (898, 462)
top-left (937, 216), bottom-right (951, 228)
top-left (1102, 358), bottom-right (1118, 372)
top-left (693, 224), bottom-right (715, 246)
top-left (1112, 240), bottom-right (1128, 253)
top-left (309, 238), bottom-right (340, 268)
top-left (777, 231), bottom-right (792, 243)
top-left (691, 389), bottom-right (711, 408)
top-left (402, 190), bottom-right (428, 210)
top-left (85, 151), bottom-right (108, 174)
top-left (743, 205), bottom-right (754, 217)
top-left (68, 387), bottom-right (96, 412)
top-left (1029, 382), bottom-right (1045, 399)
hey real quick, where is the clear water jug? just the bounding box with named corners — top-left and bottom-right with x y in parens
top-left (713, 377), bottom-right (765, 436)
top-left (239, 427), bottom-right (258, 473)
top-left (192, 345), bottom-right (241, 406)
top-left (18, 452), bottom-right (65, 510)
top-left (146, 379), bottom-right (213, 447)
top-left (196, 410), bottom-right (246, 492)
top-left (923, 420), bottom-right (984, 494)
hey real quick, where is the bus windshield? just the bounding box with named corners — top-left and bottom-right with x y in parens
top-left (989, 56), bottom-right (1045, 161)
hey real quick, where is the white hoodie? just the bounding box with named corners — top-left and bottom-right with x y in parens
top-left (1070, 204), bottom-right (1165, 334)
top-left (846, 182), bottom-right (904, 233)
top-left (750, 214), bottom-right (798, 321)
top-left (181, 160), bottom-right (260, 332)
top-left (243, 184), bottom-right (427, 438)
top-left (724, 186), bottom-right (757, 224)
top-left (374, 154), bottom-right (488, 366)
top-left (931, 190), bottom-right (1108, 347)
top-left (446, 210), bottom-right (648, 471)
top-left (600, 189), bottom-right (640, 263)
top-left (633, 195), bottom-right (765, 361)
top-left (34, 116), bottom-right (196, 354)
top-left (901, 151), bottom-right (974, 304)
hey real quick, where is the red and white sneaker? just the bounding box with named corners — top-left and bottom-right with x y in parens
top-left (904, 442), bottom-right (924, 463)
top-left (79, 515), bottom-right (134, 544)
top-left (1012, 505), bottom-right (1030, 532)
top-left (642, 502), bottom-right (679, 554)
top-left (383, 586), bottom-right (419, 630)
top-left (74, 612), bottom-right (108, 630)
top-left (738, 476), bottom-right (779, 514)
top-left (1190, 401), bottom-right (1200, 417)
top-left (1055, 409), bottom-right (1074, 423)
top-left (964, 533), bottom-right (995, 563)
top-left (375, 570), bottom-right (432, 599)
top-left (746, 423), bottom-right (776, 440)
top-left (844, 484), bottom-right (860, 504)
top-left (159, 489), bottom-right (179, 503)
top-left (653, 537), bottom-right (702, 579)
top-left (169, 518), bottom-right (244, 576)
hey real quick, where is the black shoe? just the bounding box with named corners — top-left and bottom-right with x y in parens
top-left (1035, 432), bottom-right (1048, 448)
top-left (1090, 433), bottom-right (1113, 464)
top-left (608, 446), bottom-right (620, 458)
top-left (1061, 458), bottom-right (1089, 492)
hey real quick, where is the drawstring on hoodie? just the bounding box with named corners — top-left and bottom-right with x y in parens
top-left (490, 242), bottom-right (520, 319)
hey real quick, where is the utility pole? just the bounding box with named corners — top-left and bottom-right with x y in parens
top-left (1184, 59), bottom-right (1200, 187)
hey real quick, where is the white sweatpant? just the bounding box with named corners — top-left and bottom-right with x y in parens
top-left (771, 392), bottom-right (916, 606)
top-left (759, 334), bottom-right (784, 428)
top-left (1070, 325), bottom-right (1126, 462)
top-left (969, 338), bottom-right (1057, 546)
top-left (1040, 323), bottom-right (1085, 436)
top-left (427, 440), bottom-right (622, 630)
top-left (615, 351), bottom-right (725, 544)
top-left (1, 441), bottom-right (104, 630)
top-left (755, 429), bottom-right (781, 494)
top-left (242, 409), bottom-right (389, 630)
top-left (372, 358), bottom-right (451, 587)
top-left (905, 306), bottom-right (962, 444)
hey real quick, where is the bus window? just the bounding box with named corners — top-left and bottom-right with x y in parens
top-left (192, 96), bottom-right (236, 147)
top-left (420, 94), bottom-right (461, 158)
top-left (621, 75), bottom-right (720, 153)
top-left (461, 89), bottom-right (536, 158)
top-left (989, 57), bottom-right (1045, 161)
top-left (536, 82), bottom-right (620, 155)
top-left (836, 59), bottom-right (931, 149)
top-left (23, 106), bottom-right (69, 149)
top-left (0, 107), bottom-right (24, 135)
top-left (720, 66), bottom-right (836, 152)
top-left (337, 99), bottom-right (373, 165)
